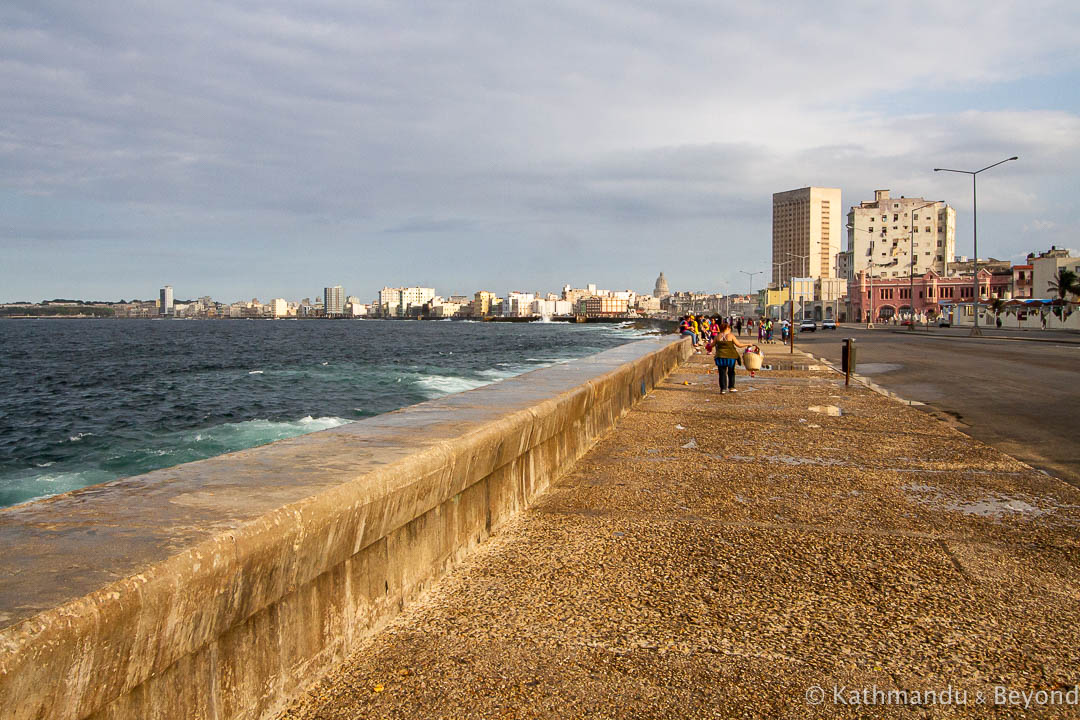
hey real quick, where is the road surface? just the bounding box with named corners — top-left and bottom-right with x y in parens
top-left (794, 326), bottom-right (1080, 488)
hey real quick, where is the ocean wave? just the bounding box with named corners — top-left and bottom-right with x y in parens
top-left (0, 469), bottom-right (117, 508)
top-left (248, 370), bottom-right (264, 375)
top-left (181, 416), bottom-right (351, 448)
top-left (414, 374), bottom-right (491, 398)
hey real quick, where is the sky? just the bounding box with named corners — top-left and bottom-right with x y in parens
top-left (2, 0), bottom-right (1079, 303)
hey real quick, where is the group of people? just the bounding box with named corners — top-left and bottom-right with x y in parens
top-left (678, 315), bottom-right (788, 346)
top-left (677, 315), bottom-right (762, 394)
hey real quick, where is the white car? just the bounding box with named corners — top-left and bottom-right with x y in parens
top-left (822, 319), bottom-right (837, 330)
top-left (798, 320), bottom-right (817, 332)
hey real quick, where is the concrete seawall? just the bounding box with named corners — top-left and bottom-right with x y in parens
top-left (0, 336), bottom-right (690, 720)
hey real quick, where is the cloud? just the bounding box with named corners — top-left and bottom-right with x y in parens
top-left (1, 0), bottom-right (1079, 299)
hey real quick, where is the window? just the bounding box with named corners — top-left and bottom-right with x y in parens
top-left (882, 215), bottom-right (887, 222)
top-left (925, 226), bottom-right (930, 233)
top-left (869, 226), bottom-right (874, 232)
top-left (914, 214), bottom-right (919, 221)
top-left (893, 213), bottom-right (899, 221)
top-left (914, 227), bottom-right (918, 233)
top-left (937, 240), bottom-right (943, 247)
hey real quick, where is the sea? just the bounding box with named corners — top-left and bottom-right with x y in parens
top-left (0, 319), bottom-right (655, 509)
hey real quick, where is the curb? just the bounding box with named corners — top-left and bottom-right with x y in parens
top-left (794, 347), bottom-right (927, 408)
top-left (887, 329), bottom-right (1080, 345)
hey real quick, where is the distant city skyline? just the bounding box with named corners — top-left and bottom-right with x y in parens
top-left (3, 2), bottom-right (1079, 301)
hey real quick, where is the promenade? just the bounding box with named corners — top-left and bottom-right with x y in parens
top-left (280, 352), bottom-right (1080, 719)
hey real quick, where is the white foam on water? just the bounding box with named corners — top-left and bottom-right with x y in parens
top-left (248, 370), bottom-right (264, 375)
top-left (414, 374), bottom-right (491, 397)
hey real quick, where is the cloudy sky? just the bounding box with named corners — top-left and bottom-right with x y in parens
top-left (2, 1), bottom-right (1078, 302)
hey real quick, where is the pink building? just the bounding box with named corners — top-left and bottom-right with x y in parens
top-left (1012, 264), bottom-right (1033, 299)
top-left (848, 269), bottom-right (1012, 323)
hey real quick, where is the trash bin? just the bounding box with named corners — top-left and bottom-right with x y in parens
top-left (841, 338), bottom-right (857, 375)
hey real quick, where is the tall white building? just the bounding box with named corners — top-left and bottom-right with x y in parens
top-left (772, 187), bottom-right (842, 286)
top-left (846, 190), bottom-right (956, 280)
top-left (324, 286), bottom-right (345, 316)
top-left (159, 286), bottom-right (173, 317)
top-left (505, 291), bottom-right (536, 316)
top-left (269, 298), bottom-right (289, 318)
top-left (378, 286), bottom-right (435, 317)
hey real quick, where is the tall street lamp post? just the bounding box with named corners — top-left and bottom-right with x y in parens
top-left (908, 201), bottom-right (939, 330)
top-left (934, 156), bottom-right (1018, 336)
top-left (771, 260), bottom-right (791, 323)
top-left (846, 223), bottom-right (876, 327)
top-left (788, 252), bottom-right (810, 355)
top-left (739, 270), bottom-right (761, 297)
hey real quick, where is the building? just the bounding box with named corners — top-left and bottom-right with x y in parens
top-left (1029, 247), bottom-right (1080, 298)
top-left (1012, 265), bottom-right (1034, 299)
top-left (635, 295), bottom-right (662, 315)
top-left (772, 187), bottom-right (842, 286)
top-left (581, 296), bottom-right (629, 317)
top-left (469, 291), bottom-right (498, 317)
top-left (790, 277), bottom-right (815, 320)
top-left (809, 277), bottom-right (848, 321)
top-left (505, 291), bottom-right (536, 317)
top-left (378, 286), bottom-right (435, 317)
top-left (530, 299), bottom-right (573, 317)
top-left (848, 268), bottom-right (1011, 324)
top-left (846, 190), bottom-right (956, 282)
top-left (159, 286), bottom-right (173, 317)
top-left (653, 272), bottom-right (670, 298)
top-left (324, 286), bottom-right (345, 317)
top-left (269, 298), bottom-right (289, 318)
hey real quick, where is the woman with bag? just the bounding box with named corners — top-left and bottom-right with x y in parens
top-left (706, 322), bottom-right (750, 394)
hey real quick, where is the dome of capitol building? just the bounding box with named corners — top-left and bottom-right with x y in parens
top-left (653, 272), bottom-right (670, 298)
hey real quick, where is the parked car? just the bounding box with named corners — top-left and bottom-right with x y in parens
top-left (822, 319), bottom-right (837, 330)
top-left (938, 318), bottom-right (950, 327)
top-left (798, 320), bottom-right (817, 332)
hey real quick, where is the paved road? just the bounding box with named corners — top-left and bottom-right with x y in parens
top-left (795, 326), bottom-right (1080, 488)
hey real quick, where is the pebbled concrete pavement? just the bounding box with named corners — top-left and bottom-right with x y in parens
top-left (279, 353), bottom-right (1080, 720)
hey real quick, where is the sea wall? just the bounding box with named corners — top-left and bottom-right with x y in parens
top-left (0, 336), bottom-right (690, 720)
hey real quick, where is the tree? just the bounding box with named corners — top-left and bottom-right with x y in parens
top-left (1047, 268), bottom-right (1079, 320)
top-left (990, 297), bottom-right (1006, 327)
top-left (1047, 268), bottom-right (1079, 301)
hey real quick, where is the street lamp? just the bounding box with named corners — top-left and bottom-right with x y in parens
top-left (788, 252), bottom-right (810, 355)
top-left (739, 270), bottom-right (761, 296)
top-left (909, 201), bottom-right (938, 330)
top-left (934, 156), bottom-right (1018, 336)
top-left (846, 223), bottom-right (877, 328)
top-left (771, 260), bottom-right (791, 322)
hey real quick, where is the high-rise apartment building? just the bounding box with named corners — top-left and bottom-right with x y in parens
top-left (324, 285), bottom-right (345, 316)
top-left (470, 290), bottom-right (498, 317)
top-left (377, 286), bottom-right (435, 317)
top-left (771, 187), bottom-right (842, 286)
top-left (846, 190), bottom-right (956, 281)
top-left (159, 285), bottom-right (173, 316)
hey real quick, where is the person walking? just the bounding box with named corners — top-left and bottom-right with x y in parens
top-left (707, 322), bottom-right (750, 394)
